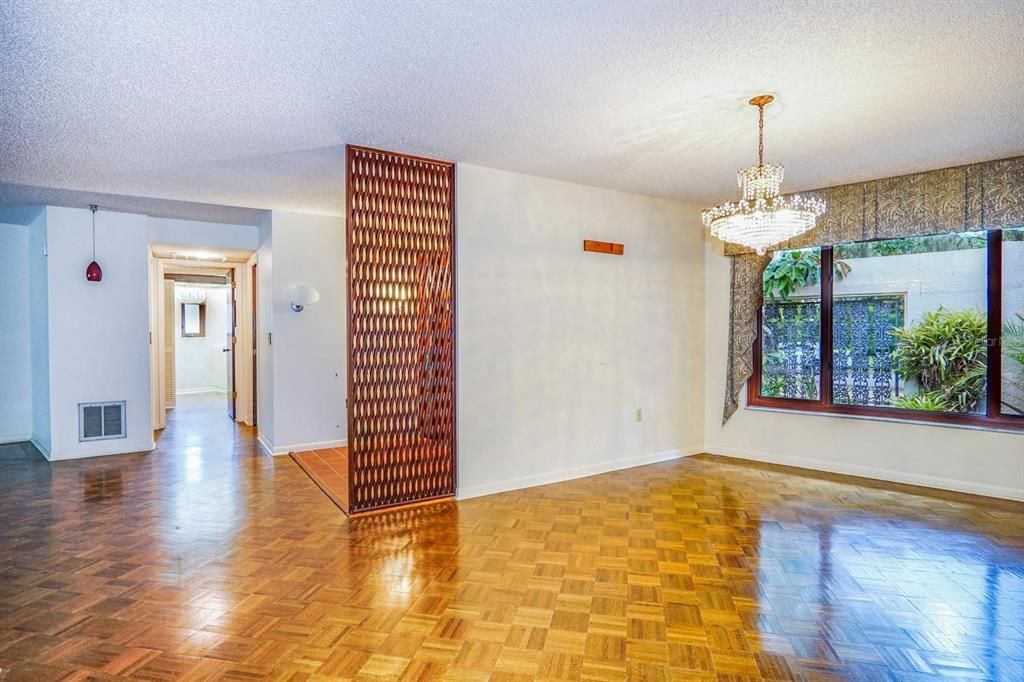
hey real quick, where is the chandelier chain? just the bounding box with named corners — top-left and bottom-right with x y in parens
top-left (757, 102), bottom-right (765, 167)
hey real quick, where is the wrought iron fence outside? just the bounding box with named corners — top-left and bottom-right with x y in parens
top-left (762, 295), bottom-right (905, 405)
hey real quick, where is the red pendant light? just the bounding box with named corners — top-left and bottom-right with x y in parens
top-left (86, 204), bottom-right (102, 282)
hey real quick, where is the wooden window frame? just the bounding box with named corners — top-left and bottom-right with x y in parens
top-left (748, 229), bottom-right (1024, 432)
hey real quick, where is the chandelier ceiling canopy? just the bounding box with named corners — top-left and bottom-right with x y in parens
top-left (702, 95), bottom-right (826, 255)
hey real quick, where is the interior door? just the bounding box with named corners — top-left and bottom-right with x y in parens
top-left (163, 278), bottom-right (176, 416)
top-left (226, 273), bottom-right (237, 420)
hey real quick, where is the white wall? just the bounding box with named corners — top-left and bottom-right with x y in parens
top-left (174, 285), bottom-right (229, 393)
top-left (25, 207), bottom-right (260, 460)
top-left (28, 211), bottom-right (50, 454)
top-left (263, 210), bottom-right (347, 452)
top-left (456, 165), bottom-right (705, 498)
top-left (44, 206), bottom-right (154, 459)
top-left (704, 237), bottom-right (1024, 501)
top-left (256, 216), bottom-right (275, 449)
top-left (148, 217), bottom-right (260, 251)
top-left (0, 223), bottom-right (33, 442)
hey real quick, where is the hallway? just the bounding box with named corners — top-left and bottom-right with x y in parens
top-left (157, 392), bottom-right (246, 455)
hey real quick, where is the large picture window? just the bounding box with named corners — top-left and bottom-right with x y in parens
top-left (1003, 228), bottom-right (1024, 417)
top-left (751, 229), bottom-right (1023, 430)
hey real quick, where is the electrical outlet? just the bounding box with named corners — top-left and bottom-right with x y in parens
top-left (635, 408), bottom-right (643, 422)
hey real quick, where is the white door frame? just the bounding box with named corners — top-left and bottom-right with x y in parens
top-left (245, 251), bottom-right (259, 430)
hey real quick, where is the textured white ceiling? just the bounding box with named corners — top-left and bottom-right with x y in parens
top-left (2, 0), bottom-right (1022, 218)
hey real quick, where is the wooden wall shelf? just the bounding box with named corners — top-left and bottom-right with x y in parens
top-left (583, 239), bottom-right (624, 255)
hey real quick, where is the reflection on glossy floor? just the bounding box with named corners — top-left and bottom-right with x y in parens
top-left (1, 405), bottom-right (1023, 680)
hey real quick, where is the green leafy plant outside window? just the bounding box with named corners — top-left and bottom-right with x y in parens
top-left (763, 249), bottom-right (851, 302)
top-left (1004, 313), bottom-right (1024, 368)
top-left (891, 308), bottom-right (988, 413)
top-left (1002, 312), bottom-right (1024, 415)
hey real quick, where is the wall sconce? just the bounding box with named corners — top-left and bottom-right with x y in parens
top-left (290, 284), bottom-right (320, 312)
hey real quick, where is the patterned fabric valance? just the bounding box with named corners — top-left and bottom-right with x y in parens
top-left (723, 156), bottom-right (1024, 423)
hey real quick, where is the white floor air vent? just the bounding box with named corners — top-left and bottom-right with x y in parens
top-left (79, 401), bottom-right (126, 441)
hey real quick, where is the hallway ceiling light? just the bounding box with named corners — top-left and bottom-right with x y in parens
top-left (702, 95), bottom-right (826, 255)
top-left (169, 250), bottom-right (227, 261)
top-left (179, 287), bottom-right (207, 305)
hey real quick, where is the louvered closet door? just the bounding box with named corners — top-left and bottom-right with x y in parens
top-left (163, 280), bottom-right (176, 409)
top-left (346, 145), bottom-right (456, 513)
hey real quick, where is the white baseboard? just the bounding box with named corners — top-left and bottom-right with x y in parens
top-left (457, 446), bottom-right (703, 500)
top-left (284, 438), bottom-right (347, 453)
top-left (262, 438), bottom-right (348, 457)
top-left (46, 439), bottom-right (156, 462)
top-left (31, 437), bottom-right (51, 459)
top-left (0, 433), bottom-right (32, 445)
top-left (176, 388), bottom-right (228, 395)
top-left (706, 445), bottom-right (1024, 502)
top-left (258, 433), bottom-right (349, 457)
top-left (257, 432), bottom-right (278, 456)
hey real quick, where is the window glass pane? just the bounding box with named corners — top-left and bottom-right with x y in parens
top-left (761, 247), bottom-right (821, 400)
top-left (833, 232), bottom-right (987, 413)
top-left (1002, 228), bottom-right (1024, 417)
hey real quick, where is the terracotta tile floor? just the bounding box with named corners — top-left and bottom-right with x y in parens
top-left (1, 394), bottom-right (1022, 679)
top-left (292, 448), bottom-right (350, 514)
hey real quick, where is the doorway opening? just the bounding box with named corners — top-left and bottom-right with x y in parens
top-left (148, 245), bottom-right (257, 438)
top-left (172, 278), bottom-right (233, 418)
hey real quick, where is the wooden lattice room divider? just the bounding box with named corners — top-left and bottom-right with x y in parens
top-left (346, 145), bottom-right (456, 513)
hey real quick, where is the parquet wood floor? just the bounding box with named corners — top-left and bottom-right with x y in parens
top-left (1, 395), bottom-right (1022, 680)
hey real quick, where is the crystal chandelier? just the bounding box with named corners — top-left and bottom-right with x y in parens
top-left (702, 95), bottom-right (826, 255)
